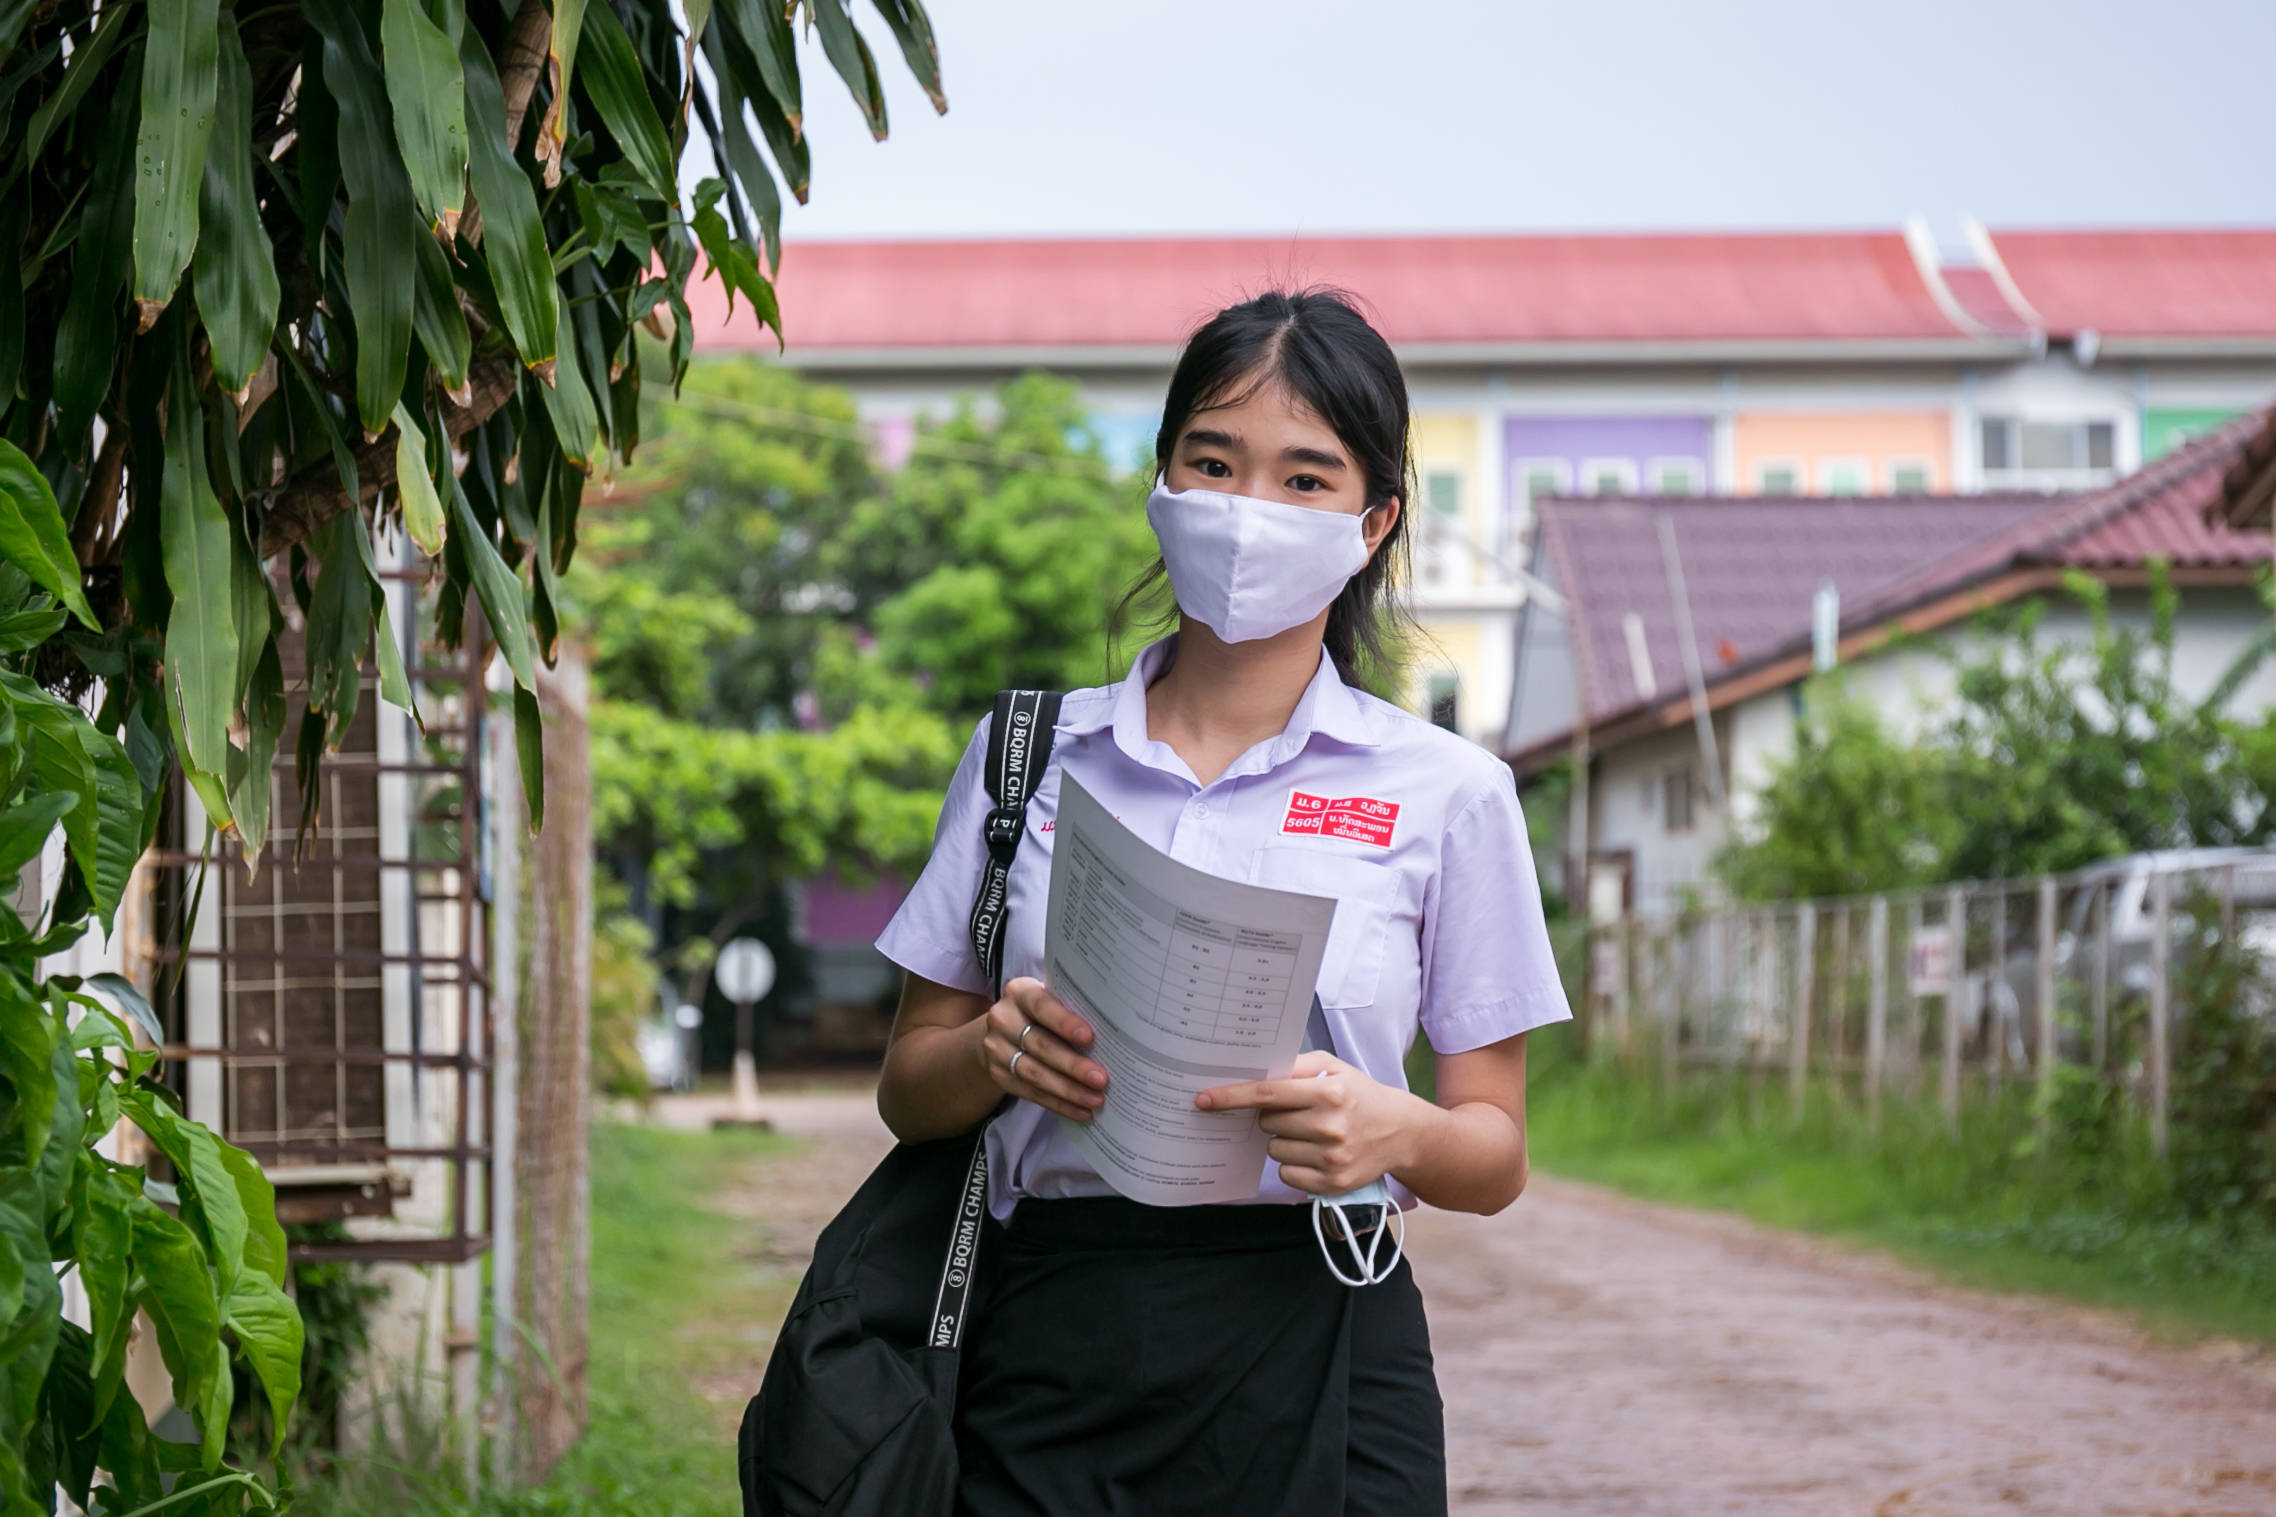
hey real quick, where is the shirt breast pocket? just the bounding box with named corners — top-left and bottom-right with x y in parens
top-left (1249, 847), bottom-right (1399, 1011)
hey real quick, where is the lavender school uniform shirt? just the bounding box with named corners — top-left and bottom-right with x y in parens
top-left (874, 636), bottom-right (1573, 1220)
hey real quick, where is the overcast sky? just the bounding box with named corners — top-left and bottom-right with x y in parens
top-left (752, 0), bottom-right (2276, 245)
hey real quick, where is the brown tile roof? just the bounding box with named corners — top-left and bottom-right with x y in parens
top-left (1535, 491), bottom-right (2064, 729)
top-left (1518, 406), bottom-right (2276, 761)
top-left (2216, 408), bottom-right (2276, 531)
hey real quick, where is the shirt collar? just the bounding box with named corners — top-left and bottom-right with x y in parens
top-left (1054, 635), bottom-right (1382, 774)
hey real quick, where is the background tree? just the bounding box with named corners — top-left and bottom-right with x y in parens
top-left (576, 362), bottom-right (1158, 1019)
top-left (0, 0), bottom-right (945, 1506)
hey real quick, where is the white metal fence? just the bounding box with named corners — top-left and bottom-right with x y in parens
top-left (1588, 849), bottom-right (2276, 1151)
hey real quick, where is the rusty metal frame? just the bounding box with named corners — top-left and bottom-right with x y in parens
top-left (149, 566), bottom-right (500, 1265)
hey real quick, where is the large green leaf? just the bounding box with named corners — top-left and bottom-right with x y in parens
top-left (307, 0), bottom-right (416, 436)
top-left (223, 1275), bottom-right (302, 1453)
top-left (699, 40), bottom-right (782, 270)
top-left (72, 1162), bottom-right (132, 1418)
top-left (44, 1318), bottom-right (100, 1509)
top-left (33, 1018), bottom-right (82, 1225)
top-left (515, 682), bottom-right (545, 830)
top-left (810, 0), bottom-right (886, 141)
top-left (448, 472), bottom-right (535, 690)
top-left (392, 402), bottom-right (447, 555)
top-left (216, 1143), bottom-right (287, 1288)
top-left (177, 1126), bottom-right (248, 1301)
top-left (306, 510), bottom-right (372, 743)
top-left (0, 991), bottom-right (56, 1166)
top-left (50, 49), bottom-right (139, 445)
top-left (869, 0), bottom-right (945, 114)
top-left (382, 0), bottom-right (470, 235)
top-left (331, 480), bottom-right (419, 723)
top-left (229, 523), bottom-right (276, 715)
top-left (0, 186), bottom-right (22, 408)
top-left (538, 0), bottom-right (589, 180)
top-left (86, 972), bottom-right (161, 1048)
top-left (0, 1164), bottom-right (58, 1414)
top-left (575, 1), bottom-right (677, 203)
top-left (227, 636), bottom-right (283, 861)
top-left (0, 439), bottom-right (96, 628)
top-left (20, 0), bottom-right (133, 170)
top-left (124, 1197), bottom-right (227, 1471)
top-left (690, 179), bottom-right (779, 341)
top-left (459, 26), bottom-right (557, 369)
top-left (411, 225), bottom-right (472, 397)
top-left (713, 12), bottom-right (810, 201)
top-left (535, 299), bottom-right (598, 470)
top-left (0, 1208), bottom-right (20, 1341)
top-left (130, 0), bottom-right (220, 323)
top-left (0, 791), bottom-right (73, 882)
top-left (16, 696), bottom-right (99, 899)
top-left (191, 16), bottom-right (279, 396)
top-left (75, 727), bottom-right (143, 929)
top-left (159, 361), bottom-right (237, 802)
top-left (716, 0), bottom-right (800, 130)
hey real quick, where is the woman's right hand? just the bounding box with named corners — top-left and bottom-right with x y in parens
top-left (979, 977), bottom-right (1109, 1122)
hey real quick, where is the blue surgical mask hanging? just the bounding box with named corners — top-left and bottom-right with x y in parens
top-left (1298, 997), bottom-right (1406, 1287)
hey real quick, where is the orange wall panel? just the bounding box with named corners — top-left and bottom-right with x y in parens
top-left (1731, 412), bottom-right (1952, 494)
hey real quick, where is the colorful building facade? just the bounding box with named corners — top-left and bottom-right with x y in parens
top-left (683, 226), bottom-right (2276, 752)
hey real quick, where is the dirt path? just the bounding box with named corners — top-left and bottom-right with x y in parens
top-left (673, 1088), bottom-right (2276, 1516)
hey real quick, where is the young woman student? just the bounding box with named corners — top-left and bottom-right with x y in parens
top-left (872, 289), bottom-right (1572, 1515)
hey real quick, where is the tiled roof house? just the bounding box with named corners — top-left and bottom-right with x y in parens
top-left (1506, 408), bottom-right (2276, 911)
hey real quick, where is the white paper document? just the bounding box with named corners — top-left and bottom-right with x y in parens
top-left (1044, 773), bottom-right (1337, 1205)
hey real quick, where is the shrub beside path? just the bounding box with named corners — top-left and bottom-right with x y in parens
top-left (670, 1087), bottom-right (2276, 1515)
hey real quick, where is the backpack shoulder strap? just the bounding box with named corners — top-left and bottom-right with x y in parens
top-left (967, 689), bottom-right (1063, 995)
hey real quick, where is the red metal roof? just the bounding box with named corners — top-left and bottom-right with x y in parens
top-left (1985, 229), bottom-right (2276, 339)
top-left (684, 231), bottom-right (1984, 354)
top-left (1938, 266), bottom-right (2034, 336)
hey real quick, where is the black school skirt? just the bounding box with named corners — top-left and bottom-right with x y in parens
top-left (953, 1196), bottom-right (1446, 1517)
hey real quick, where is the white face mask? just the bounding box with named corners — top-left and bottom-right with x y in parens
top-left (1145, 483), bottom-right (1375, 644)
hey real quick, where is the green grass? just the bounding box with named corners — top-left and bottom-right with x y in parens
top-left (299, 1121), bottom-right (799, 1517)
top-left (1527, 1035), bottom-right (2276, 1344)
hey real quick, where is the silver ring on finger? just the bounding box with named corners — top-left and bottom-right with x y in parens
top-left (1007, 1049), bottom-right (1028, 1083)
top-left (1017, 1021), bottom-right (1038, 1050)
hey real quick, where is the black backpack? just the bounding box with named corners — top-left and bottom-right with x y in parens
top-left (738, 689), bottom-right (1062, 1517)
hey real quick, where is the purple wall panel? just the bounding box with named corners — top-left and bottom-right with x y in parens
top-left (1504, 414), bottom-right (1714, 473)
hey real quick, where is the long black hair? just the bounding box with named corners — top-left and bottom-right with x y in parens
top-left (1116, 287), bottom-right (1414, 678)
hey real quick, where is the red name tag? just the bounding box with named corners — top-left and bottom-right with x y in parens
top-left (1281, 790), bottom-right (1399, 847)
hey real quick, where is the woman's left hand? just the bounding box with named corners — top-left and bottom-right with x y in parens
top-left (1195, 1051), bottom-right (1421, 1196)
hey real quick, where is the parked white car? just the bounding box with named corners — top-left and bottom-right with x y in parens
top-left (1970, 847), bottom-right (2276, 1066)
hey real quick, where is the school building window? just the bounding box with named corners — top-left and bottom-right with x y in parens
top-left (1647, 458), bottom-right (1703, 495)
top-left (1419, 469), bottom-right (1464, 584)
top-left (1819, 459), bottom-right (1868, 496)
top-left (1425, 469), bottom-right (1463, 517)
top-left (1581, 458), bottom-right (1639, 496)
top-left (1754, 460), bottom-right (1802, 494)
top-left (1980, 417), bottom-right (2118, 482)
top-left (1663, 767), bottom-right (1695, 833)
top-left (1887, 459), bottom-right (1933, 494)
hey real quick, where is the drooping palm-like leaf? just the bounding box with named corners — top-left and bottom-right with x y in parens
top-left (0, 0), bottom-right (947, 1506)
